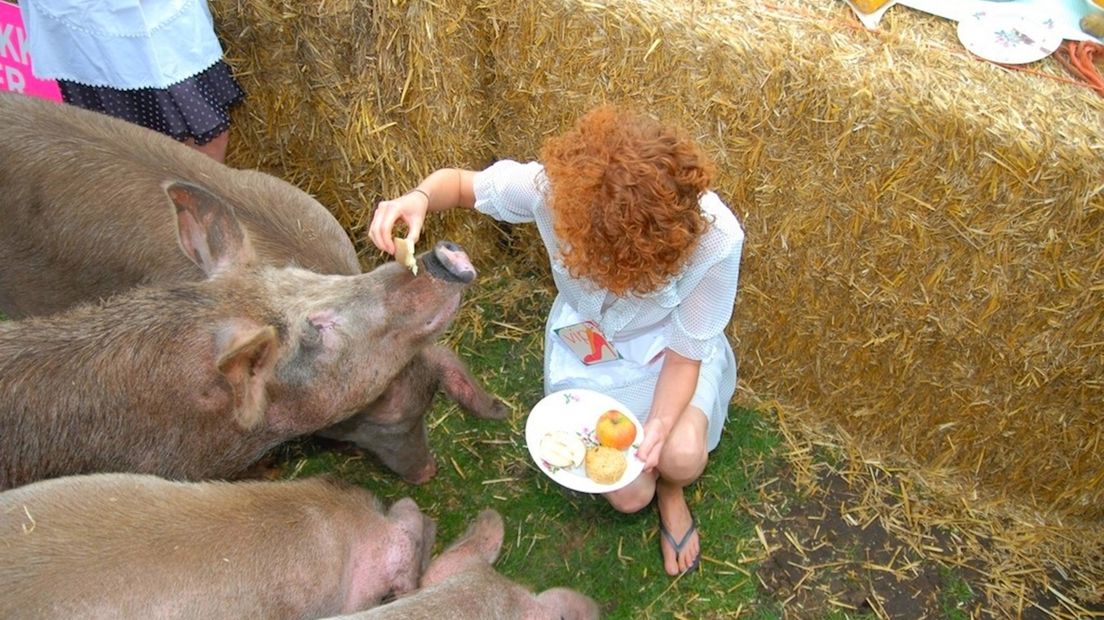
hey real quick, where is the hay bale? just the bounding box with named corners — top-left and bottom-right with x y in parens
top-left (208, 0), bottom-right (1104, 521)
top-left (212, 0), bottom-right (503, 263)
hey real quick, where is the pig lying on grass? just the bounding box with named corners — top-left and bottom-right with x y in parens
top-left (326, 509), bottom-right (601, 620)
top-left (0, 91), bottom-right (507, 485)
top-left (0, 181), bottom-right (488, 490)
top-left (0, 473), bottom-right (435, 619)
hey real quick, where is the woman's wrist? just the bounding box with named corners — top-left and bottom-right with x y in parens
top-left (644, 415), bottom-right (671, 435)
top-left (407, 188), bottom-right (430, 209)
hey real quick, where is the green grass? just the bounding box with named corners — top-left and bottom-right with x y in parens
top-left (939, 565), bottom-right (977, 620)
top-left (3, 272), bottom-right (994, 617)
top-left (273, 279), bottom-right (784, 618)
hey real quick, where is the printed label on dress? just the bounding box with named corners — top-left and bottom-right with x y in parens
top-left (0, 2), bottom-right (63, 102)
top-left (554, 320), bottom-right (621, 365)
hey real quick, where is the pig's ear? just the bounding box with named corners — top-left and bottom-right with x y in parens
top-left (421, 508), bottom-right (505, 587)
top-left (216, 325), bottom-right (279, 430)
top-left (466, 508), bottom-right (506, 563)
top-left (164, 180), bottom-right (254, 276)
top-left (385, 498), bottom-right (437, 596)
top-left (535, 588), bottom-right (600, 619)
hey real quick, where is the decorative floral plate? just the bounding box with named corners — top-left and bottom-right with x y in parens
top-left (957, 9), bottom-right (1061, 65)
top-left (525, 388), bottom-right (646, 493)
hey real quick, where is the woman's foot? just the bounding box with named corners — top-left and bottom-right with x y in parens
top-left (656, 478), bottom-right (700, 575)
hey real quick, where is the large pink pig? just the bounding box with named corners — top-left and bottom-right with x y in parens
top-left (0, 181), bottom-right (488, 489)
top-left (324, 510), bottom-right (602, 620)
top-left (0, 92), bottom-right (507, 485)
top-left (0, 473), bottom-right (436, 618)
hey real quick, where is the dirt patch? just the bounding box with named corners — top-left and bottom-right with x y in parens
top-left (754, 466), bottom-right (982, 619)
top-left (753, 464), bottom-right (1104, 619)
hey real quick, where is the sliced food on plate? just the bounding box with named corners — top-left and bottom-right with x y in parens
top-left (525, 388), bottom-right (646, 493)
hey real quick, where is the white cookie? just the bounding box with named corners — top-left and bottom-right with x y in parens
top-left (393, 236), bottom-right (418, 275)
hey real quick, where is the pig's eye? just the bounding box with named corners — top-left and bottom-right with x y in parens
top-left (301, 319), bottom-right (324, 351)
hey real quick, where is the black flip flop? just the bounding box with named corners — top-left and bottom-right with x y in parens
top-left (659, 512), bottom-right (701, 575)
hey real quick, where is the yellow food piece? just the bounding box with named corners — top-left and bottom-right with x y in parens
top-left (1082, 13), bottom-right (1104, 39)
top-left (852, 0), bottom-right (891, 13)
top-left (584, 446), bottom-right (627, 485)
top-left (393, 236), bottom-right (417, 275)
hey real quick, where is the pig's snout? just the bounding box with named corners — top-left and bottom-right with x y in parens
top-left (424, 241), bottom-right (476, 284)
top-left (402, 457), bottom-right (439, 485)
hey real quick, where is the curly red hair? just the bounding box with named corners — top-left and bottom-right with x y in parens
top-left (540, 104), bottom-right (714, 296)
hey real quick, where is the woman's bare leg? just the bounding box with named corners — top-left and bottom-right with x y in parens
top-left (604, 469), bottom-right (657, 514)
top-left (604, 405), bottom-right (710, 575)
top-left (184, 129), bottom-right (230, 164)
top-left (654, 406), bottom-right (709, 575)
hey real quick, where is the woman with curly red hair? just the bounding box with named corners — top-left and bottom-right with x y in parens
top-left (369, 104), bottom-right (744, 577)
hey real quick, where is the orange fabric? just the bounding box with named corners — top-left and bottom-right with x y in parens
top-left (1054, 40), bottom-right (1104, 98)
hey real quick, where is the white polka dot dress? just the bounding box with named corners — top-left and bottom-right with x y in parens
top-left (20, 0), bottom-right (244, 145)
top-left (58, 61), bottom-right (245, 145)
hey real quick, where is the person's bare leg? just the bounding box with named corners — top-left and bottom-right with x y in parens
top-left (604, 468), bottom-right (657, 514)
top-left (654, 407), bottom-right (709, 575)
top-left (184, 129), bottom-right (230, 164)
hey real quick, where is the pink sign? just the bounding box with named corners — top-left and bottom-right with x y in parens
top-left (1, 1), bottom-right (62, 102)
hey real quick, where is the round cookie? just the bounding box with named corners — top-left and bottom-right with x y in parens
top-left (584, 445), bottom-right (627, 485)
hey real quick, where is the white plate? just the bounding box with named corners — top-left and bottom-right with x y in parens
top-left (525, 388), bottom-right (646, 493)
top-left (957, 9), bottom-right (1062, 64)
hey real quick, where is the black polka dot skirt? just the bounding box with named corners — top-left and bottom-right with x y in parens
top-left (57, 60), bottom-right (245, 146)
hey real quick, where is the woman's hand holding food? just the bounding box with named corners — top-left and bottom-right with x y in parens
top-left (369, 189), bottom-right (430, 255)
top-left (635, 416), bottom-right (670, 473)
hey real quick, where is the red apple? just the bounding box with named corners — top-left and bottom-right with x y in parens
top-left (595, 409), bottom-right (636, 450)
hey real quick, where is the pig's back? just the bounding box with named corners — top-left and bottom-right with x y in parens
top-left (337, 570), bottom-right (536, 620)
top-left (0, 92), bottom-right (358, 319)
top-left (0, 473), bottom-right (372, 619)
